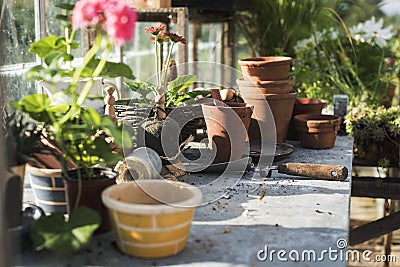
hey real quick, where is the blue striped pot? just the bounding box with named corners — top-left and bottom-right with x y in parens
top-left (26, 165), bottom-right (67, 213)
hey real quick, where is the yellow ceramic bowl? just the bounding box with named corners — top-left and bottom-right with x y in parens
top-left (101, 180), bottom-right (202, 258)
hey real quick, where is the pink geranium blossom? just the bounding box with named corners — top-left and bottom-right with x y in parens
top-left (71, 0), bottom-right (106, 29)
top-left (72, 0), bottom-right (137, 46)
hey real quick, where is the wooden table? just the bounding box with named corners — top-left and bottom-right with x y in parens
top-left (17, 136), bottom-right (353, 266)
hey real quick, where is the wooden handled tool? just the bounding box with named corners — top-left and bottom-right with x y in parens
top-left (261, 163), bottom-right (348, 181)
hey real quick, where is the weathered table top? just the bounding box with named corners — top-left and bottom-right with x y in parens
top-left (18, 136), bottom-right (353, 266)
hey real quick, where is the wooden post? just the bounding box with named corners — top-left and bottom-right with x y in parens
top-left (222, 20), bottom-right (235, 86)
top-left (176, 7), bottom-right (188, 68)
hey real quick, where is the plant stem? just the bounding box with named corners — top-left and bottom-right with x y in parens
top-left (163, 42), bottom-right (174, 89)
top-left (155, 41), bottom-right (160, 86)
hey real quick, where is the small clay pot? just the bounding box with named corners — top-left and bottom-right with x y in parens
top-left (236, 78), bottom-right (294, 94)
top-left (293, 98), bottom-right (326, 116)
top-left (238, 56), bottom-right (292, 81)
top-left (287, 98), bottom-right (326, 141)
top-left (63, 167), bottom-right (117, 234)
top-left (294, 114), bottom-right (341, 149)
top-left (201, 102), bottom-right (253, 163)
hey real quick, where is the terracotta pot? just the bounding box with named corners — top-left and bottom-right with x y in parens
top-left (287, 98), bottom-right (326, 141)
top-left (26, 165), bottom-right (67, 213)
top-left (238, 92), bottom-right (296, 143)
top-left (236, 78), bottom-right (294, 94)
top-left (238, 56), bottom-right (292, 81)
top-left (63, 167), bottom-right (117, 234)
top-left (294, 114), bottom-right (341, 149)
top-left (102, 180), bottom-right (202, 258)
top-left (265, 93), bottom-right (297, 143)
top-left (201, 102), bottom-right (253, 163)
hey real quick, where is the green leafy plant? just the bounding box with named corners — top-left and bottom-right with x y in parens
top-left (1, 109), bottom-right (46, 168)
top-left (235, 0), bottom-right (332, 57)
top-left (345, 105), bottom-right (400, 166)
top-left (30, 207), bottom-right (100, 253)
top-left (294, 16), bottom-right (399, 107)
top-left (124, 74), bottom-right (209, 108)
top-left (25, 3), bottom-right (133, 85)
top-left (14, 94), bottom-right (132, 175)
top-left (123, 24), bottom-right (208, 109)
top-left (13, 0), bottom-right (137, 253)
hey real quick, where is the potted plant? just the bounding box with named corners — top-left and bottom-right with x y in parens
top-left (2, 109), bottom-right (46, 178)
top-left (123, 24), bottom-right (209, 159)
top-left (1, 109), bottom-right (47, 230)
top-left (14, 0), bottom-right (137, 253)
top-left (345, 105), bottom-right (400, 167)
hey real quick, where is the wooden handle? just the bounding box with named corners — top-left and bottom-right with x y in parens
top-left (277, 163), bottom-right (348, 181)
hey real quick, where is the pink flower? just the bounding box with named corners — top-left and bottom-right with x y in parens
top-left (71, 0), bottom-right (137, 46)
top-left (145, 24), bottom-right (166, 36)
top-left (165, 32), bottom-right (186, 44)
top-left (103, 2), bottom-right (137, 46)
top-left (71, 0), bottom-right (106, 30)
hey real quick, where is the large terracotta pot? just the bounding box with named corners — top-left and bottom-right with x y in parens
top-left (201, 102), bottom-right (253, 163)
top-left (287, 98), bottom-right (326, 141)
top-left (238, 56), bottom-right (292, 82)
top-left (102, 180), bottom-right (202, 258)
top-left (294, 114), bottom-right (341, 149)
top-left (63, 167), bottom-right (117, 234)
top-left (236, 78), bottom-right (294, 94)
top-left (240, 91), bottom-right (296, 143)
top-left (265, 93), bottom-right (297, 143)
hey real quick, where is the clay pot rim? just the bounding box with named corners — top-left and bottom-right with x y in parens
top-left (201, 102), bottom-right (254, 109)
top-left (102, 180), bottom-right (203, 215)
top-left (295, 98), bottom-right (327, 105)
top-left (263, 92), bottom-right (297, 99)
top-left (236, 78), bottom-right (294, 87)
top-left (238, 56), bottom-right (292, 67)
top-left (293, 114), bottom-right (341, 128)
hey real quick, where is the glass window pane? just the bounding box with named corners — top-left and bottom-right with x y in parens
top-left (0, 0), bottom-right (35, 65)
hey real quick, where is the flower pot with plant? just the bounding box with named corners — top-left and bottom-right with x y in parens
top-left (14, 0), bottom-right (136, 253)
top-left (345, 106), bottom-right (400, 167)
top-left (123, 24), bottom-right (209, 159)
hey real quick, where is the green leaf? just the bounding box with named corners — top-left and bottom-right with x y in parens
top-left (55, 3), bottom-right (75, 10)
top-left (124, 80), bottom-right (156, 100)
top-left (30, 207), bottom-right (100, 253)
top-left (84, 59), bottom-right (134, 79)
top-left (168, 74), bottom-right (197, 95)
top-left (46, 103), bottom-right (70, 114)
top-left (81, 108), bottom-right (102, 126)
top-left (18, 94), bottom-right (50, 113)
top-left (172, 90), bottom-right (210, 106)
top-left (55, 14), bottom-right (70, 22)
top-left (28, 35), bottom-right (67, 58)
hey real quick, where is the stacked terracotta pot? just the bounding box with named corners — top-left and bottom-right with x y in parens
top-left (237, 56), bottom-right (296, 144)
